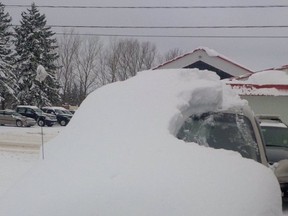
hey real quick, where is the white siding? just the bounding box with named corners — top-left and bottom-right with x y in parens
top-left (241, 95), bottom-right (288, 124)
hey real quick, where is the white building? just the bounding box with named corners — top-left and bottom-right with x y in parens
top-left (227, 70), bottom-right (288, 124)
top-left (154, 47), bottom-right (253, 79)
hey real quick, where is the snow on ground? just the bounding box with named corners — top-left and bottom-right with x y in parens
top-left (0, 69), bottom-right (283, 216)
top-left (0, 126), bottom-right (62, 195)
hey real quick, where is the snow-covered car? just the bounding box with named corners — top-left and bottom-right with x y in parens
top-left (41, 106), bottom-right (73, 126)
top-left (0, 110), bottom-right (36, 127)
top-left (258, 115), bottom-right (288, 196)
top-left (177, 107), bottom-right (267, 165)
top-left (16, 105), bottom-right (57, 127)
top-left (0, 69), bottom-right (284, 216)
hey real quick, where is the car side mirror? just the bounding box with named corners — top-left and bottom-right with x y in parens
top-left (273, 159), bottom-right (288, 183)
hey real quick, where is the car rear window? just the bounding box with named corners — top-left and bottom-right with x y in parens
top-left (261, 126), bottom-right (288, 148)
top-left (177, 112), bottom-right (260, 162)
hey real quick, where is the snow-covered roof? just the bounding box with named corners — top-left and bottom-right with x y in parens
top-left (226, 70), bottom-right (288, 96)
top-left (153, 47), bottom-right (253, 77)
top-left (0, 69), bottom-right (281, 216)
top-left (17, 105), bottom-right (39, 109)
top-left (261, 64), bottom-right (288, 72)
top-left (42, 106), bottom-right (68, 110)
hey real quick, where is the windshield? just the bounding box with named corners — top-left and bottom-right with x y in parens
top-left (177, 112), bottom-right (260, 162)
top-left (55, 109), bottom-right (65, 114)
top-left (261, 126), bottom-right (288, 148)
top-left (34, 108), bottom-right (43, 115)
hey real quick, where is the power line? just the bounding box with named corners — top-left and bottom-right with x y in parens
top-left (4, 4), bottom-right (288, 9)
top-left (22, 24), bottom-right (288, 29)
top-left (54, 32), bottom-right (288, 39)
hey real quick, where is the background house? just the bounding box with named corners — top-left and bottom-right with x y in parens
top-left (154, 47), bottom-right (253, 79)
top-left (227, 70), bottom-right (288, 124)
top-left (154, 47), bottom-right (288, 123)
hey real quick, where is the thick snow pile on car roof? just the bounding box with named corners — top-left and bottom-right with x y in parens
top-left (0, 69), bottom-right (282, 216)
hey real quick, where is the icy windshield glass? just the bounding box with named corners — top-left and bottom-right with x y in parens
top-left (261, 126), bottom-right (288, 148)
top-left (177, 112), bottom-right (260, 162)
top-left (34, 108), bottom-right (43, 115)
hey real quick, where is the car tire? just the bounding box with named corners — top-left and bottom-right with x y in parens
top-left (60, 119), bottom-right (67, 126)
top-left (38, 119), bottom-right (45, 127)
top-left (16, 120), bottom-right (23, 127)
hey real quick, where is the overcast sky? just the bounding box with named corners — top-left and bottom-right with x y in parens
top-left (2, 0), bottom-right (288, 71)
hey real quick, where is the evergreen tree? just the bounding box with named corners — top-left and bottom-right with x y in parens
top-left (0, 3), bottom-right (17, 109)
top-left (14, 3), bottom-right (60, 107)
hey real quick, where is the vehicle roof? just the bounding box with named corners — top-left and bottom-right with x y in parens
top-left (42, 106), bottom-right (67, 110)
top-left (257, 115), bottom-right (288, 128)
top-left (17, 105), bottom-right (39, 109)
top-left (260, 120), bottom-right (288, 128)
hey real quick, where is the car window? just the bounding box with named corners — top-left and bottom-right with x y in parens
top-left (46, 110), bottom-right (54, 114)
top-left (261, 126), bottom-right (288, 148)
top-left (12, 112), bottom-right (22, 117)
top-left (5, 111), bottom-right (12, 116)
top-left (177, 112), bottom-right (260, 162)
top-left (26, 108), bottom-right (34, 114)
top-left (55, 109), bottom-right (64, 114)
top-left (17, 107), bottom-right (26, 113)
top-left (34, 108), bottom-right (43, 115)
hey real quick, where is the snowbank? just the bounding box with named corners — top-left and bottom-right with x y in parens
top-left (0, 69), bottom-right (282, 216)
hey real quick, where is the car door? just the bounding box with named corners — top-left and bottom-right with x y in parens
top-left (0, 111), bottom-right (5, 125)
top-left (25, 108), bottom-right (36, 119)
top-left (4, 111), bottom-right (14, 125)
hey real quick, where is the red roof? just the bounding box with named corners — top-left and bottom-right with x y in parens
top-left (153, 48), bottom-right (253, 73)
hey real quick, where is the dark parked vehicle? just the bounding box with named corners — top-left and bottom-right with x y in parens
top-left (0, 110), bottom-right (36, 127)
top-left (16, 105), bottom-right (57, 127)
top-left (41, 106), bottom-right (73, 126)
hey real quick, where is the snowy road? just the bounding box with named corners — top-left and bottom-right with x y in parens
top-left (0, 125), bottom-right (62, 195)
top-left (0, 125), bottom-right (62, 151)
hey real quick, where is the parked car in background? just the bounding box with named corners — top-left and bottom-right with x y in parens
top-left (0, 110), bottom-right (36, 127)
top-left (16, 105), bottom-right (57, 127)
top-left (258, 115), bottom-right (288, 197)
top-left (41, 106), bottom-right (73, 126)
top-left (257, 115), bottom-right (288, 164)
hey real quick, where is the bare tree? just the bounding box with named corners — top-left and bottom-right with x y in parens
top-left (74, 37), bottom-right (103, 102)
top-left (56, 29), bottom-right (81, 105)
top-left (102, 38), bottom-right (157, 83)
top-left (157, 48), bottom-right (184, 66)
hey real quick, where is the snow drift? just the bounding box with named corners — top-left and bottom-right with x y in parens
top-left (0, 69), bottom-right (282, 216)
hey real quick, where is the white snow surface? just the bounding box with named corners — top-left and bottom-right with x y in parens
top-left (245, 70), bottom-right (288, 85)
top-left (226, 70), bottom-right (288, 96)
top-left (197, 46), bottom-right (219, 57)
top-left (0, 69), bottom-right (282, 216)
top-left (35, 65), bottom-right (49, 82)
